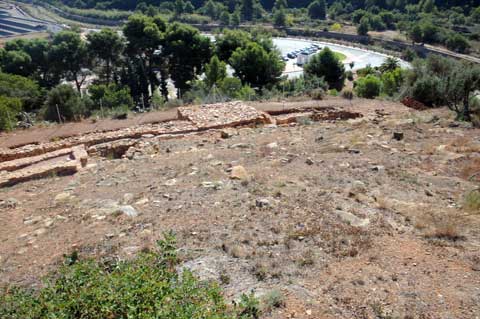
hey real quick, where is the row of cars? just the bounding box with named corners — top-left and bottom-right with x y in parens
top-left (282, 43), bottom-right (321, 65)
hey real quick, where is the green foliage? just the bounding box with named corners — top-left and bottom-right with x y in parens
top-left (0, 72), bottom-right (42, 111)
top-left (88, 83), bottom-right (134, 111)
top-left (308, 0), bottom-right (326, 20)
top-left (163, 23), bottom-right (213, 97)
top-left (43, 84), bottom-right (88, 122)
top-left (273, 8), bottom-right (288, 27)
top-left (357, 17), bottom-right (370, 35)
top-left (379, 57), bottom-right (400, 74)
top-left (304, 47), bottom-right (345, 91)
top-left (381, 68), bottom-right (404, 96)
top-left (446, 34), bottom-right (470, 53)
top-left (60, 5), bottom-right (131, 21)
top-left (216, 30), bottom-right (252, 62)
top-left (277, 74), bottom-right (327, 98)
top-left (355, 75), bottom-right (382, 98)
top-left (403, 55), bottom-right (480, 121)
top-left (261, 289), bottom-right (285, 313)
top-left (49, 31), bottom-right (90, 93)
top-left (205, 55), bottom-right (227, 87)
top-left (410, 74), bottom-right (443, 106)
top-left (229, 42), bottom-right (284, 88)
top-left (0, 96), bottom-right (22, 131)
top-left (87, 28), bottom-right (125, 83)
top-left (0, 233), bottom-right (258, 319)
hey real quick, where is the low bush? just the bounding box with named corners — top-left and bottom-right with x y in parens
top-left (0, 96), bottom-right (22, 131)
top-left (355, 75), bottom-right (382, 99)
top-left (42, 84), bottom-right (90, 122)
top-left (0, 233), bottom-right (259, 319)
top-left (341, 89), bottom-right (354, 100)
top-left (310, 88), bottom-right (326, 100)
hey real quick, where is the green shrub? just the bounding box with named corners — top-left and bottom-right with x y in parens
top-left (261, 289), bottom-right (285, 312)
top-left (355, 75), bottom-right (382, 98)
top-left (310, 88), bottom-right (326, 100)
top-left (88, 84), bottom-right (134, 111)
top-left (328, 88), bottom-right (339, 96)
top-left (381, 68), bottom-right (404, 96)
top-left (0, 72), bottom-right (42, 112)
top-left (410, 75), bottom-right (443, 107)
top-left (304, 47), bottom-right (345, 91)
top-left (0, 233), bottom-right (258, 319)
top-left (446, 34), bottom-right (470, 53)
top-left (42, 84), bottom-right (89, 122)
top-left (0, 96), bottom-right (22, 131)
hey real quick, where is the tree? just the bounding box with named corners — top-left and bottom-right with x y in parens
top-left (357, 17), bottom-right (370, 35)
top-left (381, 68), bottom-right (404, 96)
top-left (174, 0), bottom-right (185, 15)
top-left (87, 28), bottom-right (125, 84)
top-left (123, 14), bottom-right (165, 106)
top-left (205, 55), bottom-right (227, 87)
top-left (273, 8), bottom-right (287, 27)
top-left (308, 0), bottom-right (326, 20)
top-left (241, 0), bottom-right (254, 21)
top-left (274, 0), bottom-right (287, 10)
top-left (49, 31), bottom-right (90, 94)
top-left (215, 30), bottom-right (252, 61)
top-left (43, 84), bottom-right (88, 122)
top-left (184, 1), bottom-right (195, 13)
top-left (0, 49), bottom-right (31, 77)
top-left (231, 10), bottom-right (241, 26)
top-left (408, 24), bottom-right (423, 44)
top-left (441, 62), bottom-right (480, 121)
top-left (220, 11), bottom-right (230, 25)
top-left (163, 23), bottom-right (212, 97)
top-left (355, 75), bottom-right (382, 98)
top-left (229, 42), bottom-right (285, 88)
top-left (304, 47), bottom-right (345, 91)
top-left (379, 57), bottom-right (400, 73)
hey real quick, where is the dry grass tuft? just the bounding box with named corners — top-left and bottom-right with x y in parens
top-left (464, 189), bottom-right (480, 213)
top-left (418, 211), bottom-right (465, 241)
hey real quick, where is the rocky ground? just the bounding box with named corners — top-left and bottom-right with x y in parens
top-left (1, 98), bottom-right (479, 319)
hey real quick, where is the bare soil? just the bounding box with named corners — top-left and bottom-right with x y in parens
top-left (1, 98), bottom-right (479, 319)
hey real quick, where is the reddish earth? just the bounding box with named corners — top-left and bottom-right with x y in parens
top-left (0, 98), bottom-right (479, 318)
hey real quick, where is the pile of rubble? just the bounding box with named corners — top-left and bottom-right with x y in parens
top-left (0, 101), bottom-right (362, 187)
top-left (401, 97), bottom-right (428, 111)
top-left (177, 101), bottom-right (273, 129)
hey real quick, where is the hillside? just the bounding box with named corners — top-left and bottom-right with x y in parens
top-left (1, 98), bottom-right (479, 318)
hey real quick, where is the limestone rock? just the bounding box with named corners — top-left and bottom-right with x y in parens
top-left (230, 166), bottom-right (249, 181)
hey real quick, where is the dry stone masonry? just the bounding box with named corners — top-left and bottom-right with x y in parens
top-left (0, 101), bottom-right (362, 187)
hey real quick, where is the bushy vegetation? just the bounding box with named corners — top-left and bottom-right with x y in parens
top-left (45, 0), bottom-right (480, 57)
top-left (304, 47), bottom-right (345, 91)
top-left (355, 75), bottom-right (382, 98)
top-left (0, 15), bottom-right (290, 130)
top-left (403, 55), bottom-right (480, 121)
top-left (0, 233), bottom-right (260, 319)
